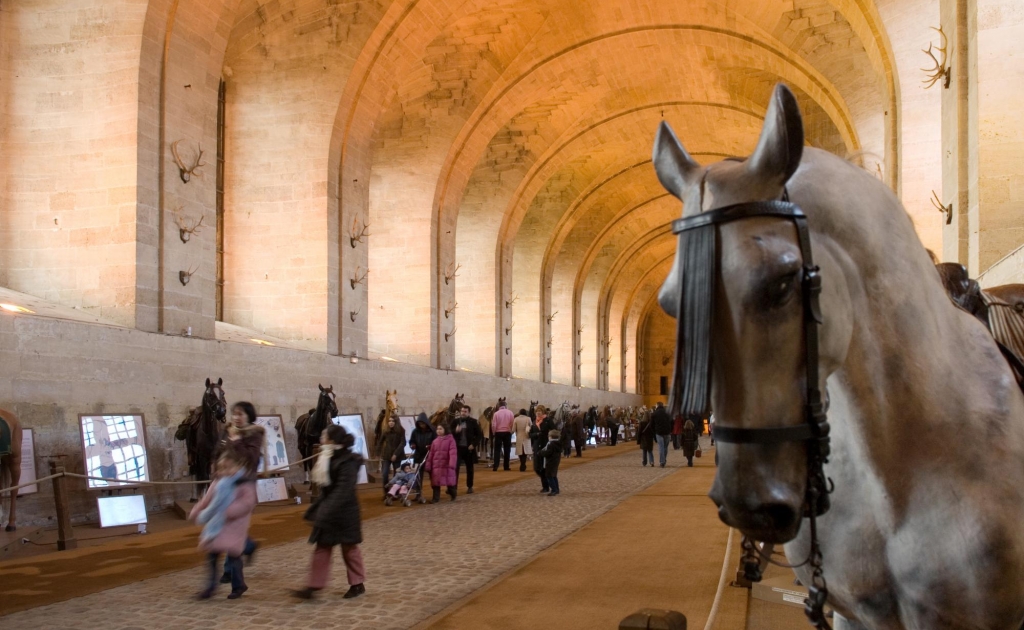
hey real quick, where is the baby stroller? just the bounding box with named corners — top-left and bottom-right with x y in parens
top-left (384, 459), bottom-right (426, 507)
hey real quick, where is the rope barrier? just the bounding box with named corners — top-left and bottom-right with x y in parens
top-left (704, 527), bottom-right (735, 630)
top-left (0, 453), bottom-right (319, 494)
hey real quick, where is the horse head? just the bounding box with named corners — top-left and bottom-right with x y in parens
top-left (654, 84), bottom-right (855, 543)
top-left (203, 378), bottom-right (227, 420)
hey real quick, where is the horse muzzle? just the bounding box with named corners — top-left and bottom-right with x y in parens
top-left (710, 482), bottom-right (803, 544)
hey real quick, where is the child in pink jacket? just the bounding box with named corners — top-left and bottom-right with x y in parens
top-left (423, 424), bottom-right (458, 502)
top-left (190, 450), bottom-right (258, 600)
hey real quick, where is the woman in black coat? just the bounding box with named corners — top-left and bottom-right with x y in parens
top-left (409, 413), bottom-right (435, 464)
top-left (293, 424), bottom-right (366, 600)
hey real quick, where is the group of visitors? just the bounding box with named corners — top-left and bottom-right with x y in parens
top-left (188, 396), bottom-right (646, 603)
top-left (636, 402), bottom-right (702, 468)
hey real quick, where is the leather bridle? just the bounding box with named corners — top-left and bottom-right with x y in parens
top-left (668, 197), bottom-right (833, 629)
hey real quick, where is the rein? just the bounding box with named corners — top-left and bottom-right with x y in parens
top-left (669, 196), bottom-right (833, 629)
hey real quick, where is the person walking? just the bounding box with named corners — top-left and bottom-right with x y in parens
top-left (292, 424), bottom-right (366, 600)
top-left (213, 401), bottom-right (265, 583)
top-left (190, 449), bottom-right (257, 600)
top-left (376, 416), bottom-right (407, 495)
top-left (490, 401), bottom-right (515, 471)
top-left (453, 406), bottom-right (481, 494)
top-left (424, 423), bottom-right (458, 502)
top-left (570, 411), bottom-right (586, 457)
top-left (652, 402), bottom-right (672, 468)
top-left (606, 409), bottom-right (620, 446)
top-left (409, 413), bottom-right (435, 465)
top-left (512, 409), bottom-right (532, 472)
top-left (671, 412), bottom-right (683, 450)
top-left (636, 409), bottom-right (655, 467)
top-left (529, 405), bottom-right (553, 492)
top-left (536, 429), bottom-right (563, 496)
top-left (681, 417), bottom-right (699, 467)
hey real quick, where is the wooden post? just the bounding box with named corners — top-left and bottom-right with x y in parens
top-left (49, 460), bottom-right (77, 551)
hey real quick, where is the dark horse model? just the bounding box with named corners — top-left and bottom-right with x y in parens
top-left (174, 378), bottom-right (227, 499)
top-left (294, 384), bottom-right (338, 482)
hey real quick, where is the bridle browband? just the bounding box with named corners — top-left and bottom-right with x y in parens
top-left (668, 197), bottom-right (833, 630)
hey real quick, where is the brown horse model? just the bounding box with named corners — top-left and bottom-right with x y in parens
top-left (653, 83), bottom-right (1024, 628)
top-left (174, 378), bottom-right (227, 499)
top-left (294, 384), bottom-right (338, 482)
top-left (0, 408), bottom-right (23, 532)
top-left (429, 393), bottom-right (465, 429)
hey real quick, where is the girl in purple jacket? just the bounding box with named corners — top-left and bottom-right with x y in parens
top-left (190, 449), bottom-right (257, 600)
top-left (424, 424), bottom-right (458, 502)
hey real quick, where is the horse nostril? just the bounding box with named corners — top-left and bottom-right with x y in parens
top-left (761, 503), bottom-right (798, 532)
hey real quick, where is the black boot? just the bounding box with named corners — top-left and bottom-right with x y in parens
top-left (343, 583), bottom-right (366, 599)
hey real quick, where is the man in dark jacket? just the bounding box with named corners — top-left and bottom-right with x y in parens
top-left (409, 413), bottom-right (435, 464)
top-left (528, 405), bottom-right (554, 492)
top-left (453, 406), bottom-right (482, 494)
top-left (652, 402), bottom-right (672, 468)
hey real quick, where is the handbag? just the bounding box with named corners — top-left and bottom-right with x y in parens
top-left (695, 447), bottom-right (702, 458)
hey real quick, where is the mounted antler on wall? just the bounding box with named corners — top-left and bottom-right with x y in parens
top-left (444, 300), bottom-right (458, 319)
top-left (349, 216), bottom-right (370, 248)
top-left (444, 262), bottom-right (462, 285)
top-left (175, 212), bottom-right (205, 244)
top-left (576, 325), bottom-right (584, 335)
top-left (505, 293), bottom-right (519, 309)
top-left (350, 266), bottom-right (369, 289)
top-left (170, 140), bottom-right (206, 183)
top-left (921, 26), bottom-right (950, 89)
top-left (930, 190), bottom-right (953, 225)
top-left (350, 308), bottom-right (360, 322)
top-left (577, 346), bottom-right (584, 356)
top-left (661, 352), bottom-right (672, 367)
top-left (444, 326), bottom-right (458, 342)
top-left (546, 310), bottom-right (558, 324)
top-left (179, 263), bottom-right (199, 286)
top-left (505, 321), bottom-right (515, 336)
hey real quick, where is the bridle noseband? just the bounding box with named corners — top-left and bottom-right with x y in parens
top-left (669, 197), bottom-right (833, 630)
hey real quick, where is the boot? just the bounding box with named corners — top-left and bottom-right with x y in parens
top-left (343, 583), bottom-right (366, 599)
top-left (290, 587), bottom-right (321, 600)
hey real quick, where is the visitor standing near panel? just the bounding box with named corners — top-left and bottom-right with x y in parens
top-left (213, 401), bottom-right (265, 581)
top-left (529, 405), bottom-right (554, 493)
top-left (293, 424), bottom-right (366, 600)
top-left (190, 448), bottom-right (257, 600)
top-left (490, 401), bottom-right (515, 471)
top-left (425, 423), bottom-right (458, 502)
top-left (651, 402), bottom-right (672, 468)
top-left (453, 406), bottom-right (480, 494)
top-left (636, 408), bottom-right (655, 467)
top-left (376, 417), bottom-right (407, 496)
top-left (512, 408), bottom-right (532, 472)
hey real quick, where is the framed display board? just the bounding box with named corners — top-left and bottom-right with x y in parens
top-left (97, 495), bottom-right (148, 528)
top-left (18, 428), bottom-right (38, 496)
top-left (398, 415), bottom-right (416, 456)
top-left (254, 415), bottom-right (289, 473)
top-left (79, 415), bottom-right (150, 489)
top-left (331, 414), bottom-right (369, 484)
top-left (256, 477), bottom-right (289, 503)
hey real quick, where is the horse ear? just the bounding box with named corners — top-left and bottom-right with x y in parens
top-left (319, 383), bottom-right (324, 392)
top-left (746, 83), bottom-right (804, 184)
top-left (205, 377), bottom-right (211, 387)
top-left (217, 378), bottom-right (222, 386)
top-left (652, 121), bottom-right (701, 201)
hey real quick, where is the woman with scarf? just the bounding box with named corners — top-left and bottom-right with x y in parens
top-left (293, 424), bottom-right (366, 600)
top-left (189, 449), bottom-right (258, 600)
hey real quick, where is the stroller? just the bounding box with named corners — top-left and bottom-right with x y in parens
top-left (383, 459), bottom-right (426, 507)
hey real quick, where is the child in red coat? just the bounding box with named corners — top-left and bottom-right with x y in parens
top-left (423, 424), bottom-right (458, 502)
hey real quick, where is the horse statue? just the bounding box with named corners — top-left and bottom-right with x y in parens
top-left (294, 384), bottom-right (338, 482)
top-left (174, 378), bottom-right (227, 499)
top-left (0, 408), bottom-right (23, 532)
top-left (372, 389), bottom-right (399, 457)
top-left (584, 406), bottom-right (598, 443)
top-left (653, 83), bottom-right (1024, 628)
top-left (429, 393), bottom-right (465, 429)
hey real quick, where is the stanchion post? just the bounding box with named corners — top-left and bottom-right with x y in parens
top-left (49, 460), bottom-right (77, 551)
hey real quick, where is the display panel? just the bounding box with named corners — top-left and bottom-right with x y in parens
top-left (97, 495), bottom-right (148, 527)
top-left (18, 428), bottom-right (38, 496)
top-left (331, 414), bottom-right (369, 484)
top-left (254, 415), bottom-right (289, 472)
top-left (79, 415), bottom-right (149, 489)
top-left (256, 477), bottom-right (289, 503)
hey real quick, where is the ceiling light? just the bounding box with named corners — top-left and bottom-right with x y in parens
top-left (250, 338), bottom-right (275, 346)
top-left (0, 303), bottom-right (34, 314)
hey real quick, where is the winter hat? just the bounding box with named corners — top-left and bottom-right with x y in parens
top-left (548, 429), bottom-right (561, 440)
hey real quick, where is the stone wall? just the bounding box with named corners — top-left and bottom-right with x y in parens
top-left (0, 312), bottom-right (639, 527)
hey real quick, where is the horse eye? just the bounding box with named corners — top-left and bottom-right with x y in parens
top-left (761, 271), bottom-right (799, 309)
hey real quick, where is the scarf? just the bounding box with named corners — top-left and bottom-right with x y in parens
top-left (197, 469), bottom-right (245, 545)
top-left (311, 444), bottom-right (339, 487)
